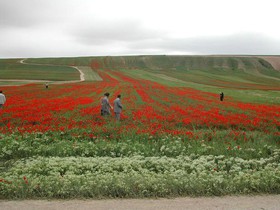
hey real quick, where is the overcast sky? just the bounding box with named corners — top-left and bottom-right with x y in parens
top-left (1, 0), bottom-right (280, 58)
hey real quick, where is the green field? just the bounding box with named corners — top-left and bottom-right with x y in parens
top-left (117, 68), bottom-right (280, 104)
top-left (0, 55), bottom-right (280, 199)
top-left (0, 59), bottom-right (80, 81)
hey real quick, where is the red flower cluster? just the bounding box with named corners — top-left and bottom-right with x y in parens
top-left (0, 70), bottom-right (279, 137)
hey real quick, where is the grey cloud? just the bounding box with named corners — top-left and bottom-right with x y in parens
top-left (1, 0), bottom-right (280, 58)
top-left (127, 33), bottom-right (280, 55)
top-left (72, 20), bottom-right (161, 45)
top-left (1, 0), bottom-right (42, 27)
top-left (0, 0), bottom-right (70, 28)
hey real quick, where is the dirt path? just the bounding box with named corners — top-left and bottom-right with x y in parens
top-left (19, 59), bottom-right (85, 83)
top-left (71, 66), bottom-right (85, 81)
top-left (19, 60), bottom-right (104, 82)
top-left (76, 66), bottom-right (103, 81)
top-left (0, 59), bottom-right (104, 86)
top-left (1, 195), bottom-right (280, 210)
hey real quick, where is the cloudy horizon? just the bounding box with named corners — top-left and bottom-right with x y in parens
top-left (1, 0), bottom-right (280, 58)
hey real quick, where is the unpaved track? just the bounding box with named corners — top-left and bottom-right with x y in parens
top-left (20, 59), bottom-right (85, 83)
top-left (1, 195), bottom-right (280, 210)
top-left (0, 59), bottom-right (84, 86)
top-left (19, 60), bottom-right (102, 82)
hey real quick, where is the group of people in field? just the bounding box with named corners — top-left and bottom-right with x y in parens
top-left (0, 87), bottom-right (224, 119)
top-left (100, 91), bottom-right (224, 121)
top-left (42, 83), bottom-right (123, 120)
top-left (101, 92), bottom-right (123, 121)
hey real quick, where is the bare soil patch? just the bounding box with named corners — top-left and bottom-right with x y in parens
top-left (1, 195), bottom-right (280, 210)
top-left (258, 56), bottom-right (280, 71)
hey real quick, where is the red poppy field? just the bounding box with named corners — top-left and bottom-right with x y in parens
top-left (0, 57), bottom-right (280, 198)
top-left (1, 69), bottom-right (279, 136)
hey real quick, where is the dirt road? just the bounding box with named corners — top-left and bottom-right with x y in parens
top-left (1, 195), bottom-right (280, 210)
top-left (20, 59), bottom-right (85, 83)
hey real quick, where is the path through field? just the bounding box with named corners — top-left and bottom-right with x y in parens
top-left (0, 59), bottom-right (102, 85)
top-left (1, 195), bottom-right (280, 210)
top-left (19, 59), bottom-right (84, 82)
top-left (76, 66), bottom-right (103, 81)
top-left (19, 59), bottom-right (103, 82)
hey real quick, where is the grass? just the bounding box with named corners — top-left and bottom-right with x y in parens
top-left (117, 68), bottom-right (280, 104)
top-left (0, 59), bottom-right (80, 81)
top-left (77, 66), bottom-right (103, 81)
top-left (0, 81), bottom-right (31, 86)
top-left (0, 130), bottom-right (278, 161)
top-left (0, 130), bottom-right (280, 198)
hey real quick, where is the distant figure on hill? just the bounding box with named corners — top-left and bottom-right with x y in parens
top-left (101, 92), bottom-right (113, 116)
top-left (0, 90), bottom-right (6, 109)
top-left (114, 94), bottom-right (123, 121)
top-left (45, 82), bottom-right (49, 89)
top-left (220, 92), bottom-right (224, 101)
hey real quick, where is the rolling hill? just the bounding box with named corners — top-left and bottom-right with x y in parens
top-left (1, 55), bottom-right (280, 90)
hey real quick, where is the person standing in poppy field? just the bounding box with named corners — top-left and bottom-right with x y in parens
top-left (101, 92), bottom-right (113, 116)
top-left (0, 90), bottom-right (6, 109)
top-left (114, 94), bottom-right (123, 121)
top-left (220, 92), bottom-right (224, 101)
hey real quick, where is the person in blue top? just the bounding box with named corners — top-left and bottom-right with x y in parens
top-left (113, 94), bottom-right (123, 121)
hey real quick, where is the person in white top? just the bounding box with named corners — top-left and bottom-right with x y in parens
top-left (0, 90), bottom-right (6, 109)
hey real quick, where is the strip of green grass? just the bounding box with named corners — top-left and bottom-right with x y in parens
top-left (0, 60), bottom-right (79, 81)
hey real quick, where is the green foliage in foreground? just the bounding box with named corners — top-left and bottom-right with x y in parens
top-left (0, 130), bottom-right (279, 160)
top-left (0, 130), bottom-right (280, 198)
top-left (1, 153), bottom-right (280, 198)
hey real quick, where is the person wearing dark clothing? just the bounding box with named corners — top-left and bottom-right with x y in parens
top-left (220, 92), bottom-right (224, 101)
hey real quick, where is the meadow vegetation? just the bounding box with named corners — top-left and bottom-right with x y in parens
top-left (0, 59), bottom-right (79, 81)
top-left (0, 56), bottom-right (279, 198)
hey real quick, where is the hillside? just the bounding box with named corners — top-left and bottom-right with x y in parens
top-left (1, 55), bottom-right (280, 89)
top-left (26, 55), bottom-right (278, 72)
top-left (25, 55), bottom-right (280, 90)
top-left (259, 56), bottom-right (280, 71)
